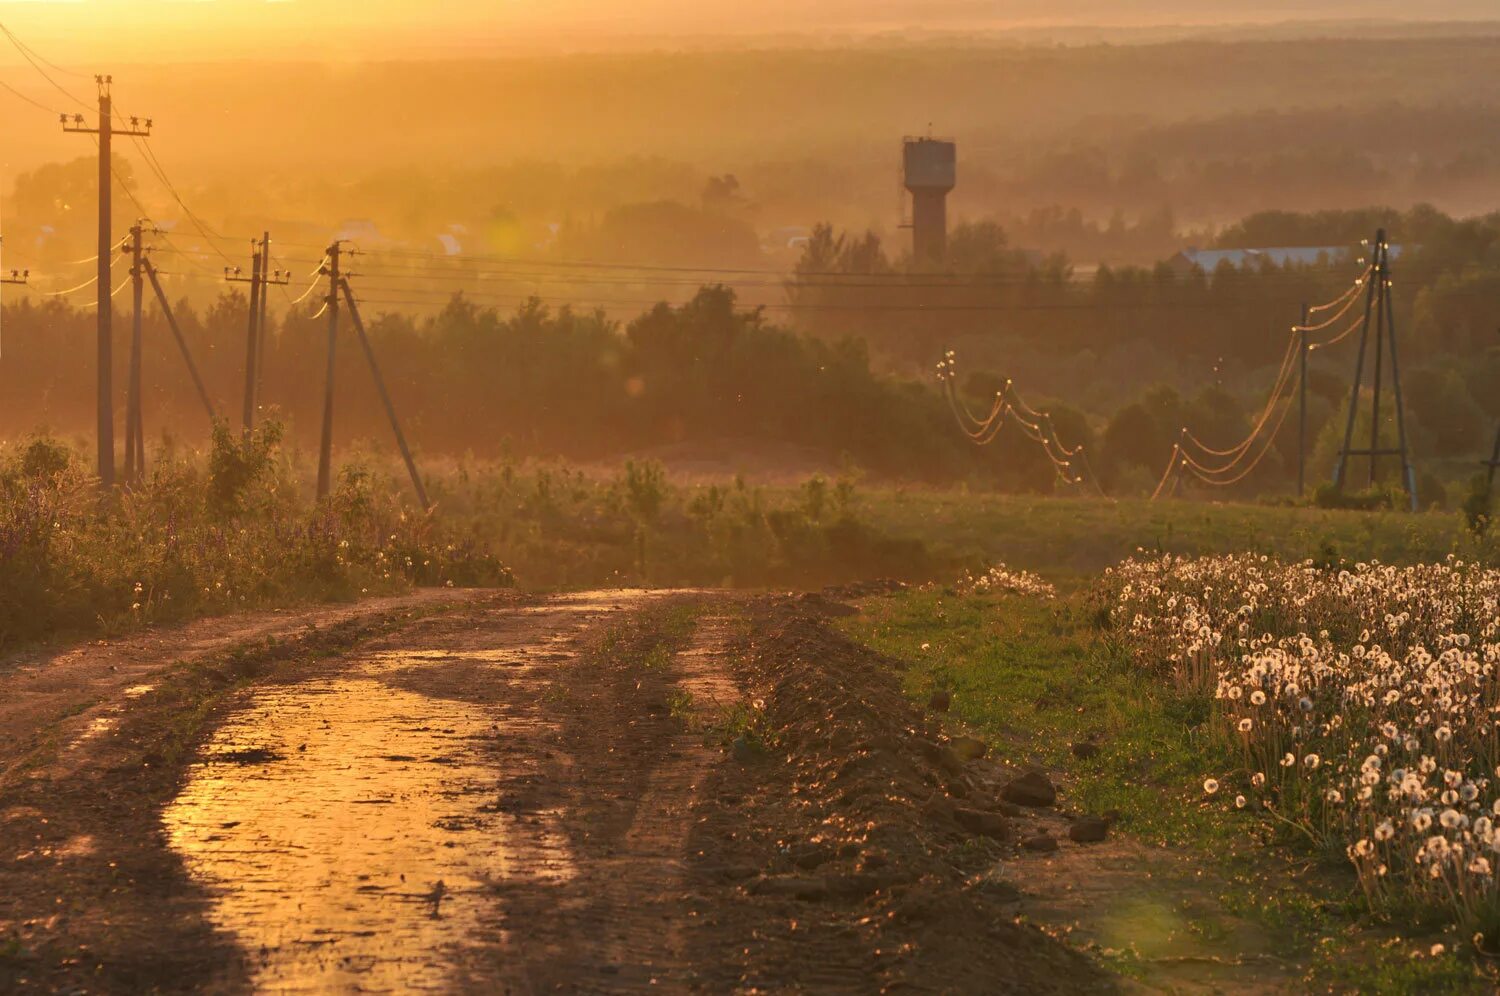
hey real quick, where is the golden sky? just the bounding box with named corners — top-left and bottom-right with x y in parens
top-left (0, 0), bottom-right (1498, 65)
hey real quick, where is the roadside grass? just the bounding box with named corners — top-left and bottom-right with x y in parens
top-left (591, 601), bottom-right (700, 671)
top-left (5, 430), bottom-right (1483, 655)
top-left (856, 492), bottom-right (1485, 578)
top-left (416, 454), bottom-right (1489, 589)
top-left (846, 584), bottom-right (1237, 846)
top-left (843, 583), bottom-right (1489, 993)
top-left (0, 429), bottom-right (511, 657)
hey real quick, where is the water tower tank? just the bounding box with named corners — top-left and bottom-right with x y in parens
top-left (903, 138), bottom-right (956, 262)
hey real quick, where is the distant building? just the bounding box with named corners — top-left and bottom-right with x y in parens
top-left (903, 137), bottom-right (956, 263)
top-left (335, 219), bottom-right (386, 245)
top-left (1166, 244), bottom-right (1404, 280)
top-left (763, 225), bottom-right (811, 254)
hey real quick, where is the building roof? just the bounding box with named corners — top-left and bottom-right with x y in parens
top-left (1172, 244), bottom-right (1405, 273)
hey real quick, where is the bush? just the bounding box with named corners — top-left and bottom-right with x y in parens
top-left (1314, 482), bottom-right (1396, 511)
top-left (1463, 473), bottom-right (1493, 537)
top-left (0, 437), bottom-right (511, 650)
top-left (17, 434), bottom-right (72, 480)
top-left (207, 419), bottom-right (285, 517)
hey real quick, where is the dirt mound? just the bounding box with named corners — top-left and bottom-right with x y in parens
top-left (683, 598), bottom-right (1109, 993)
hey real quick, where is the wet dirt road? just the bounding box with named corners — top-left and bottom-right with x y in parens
top-left (162, 589), bottom-right (739, 993)
top-left (1, 588), bottom-right (1114, 995)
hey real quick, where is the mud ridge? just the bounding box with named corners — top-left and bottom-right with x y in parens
top-left (679, 596), bottom-right (1110, 993)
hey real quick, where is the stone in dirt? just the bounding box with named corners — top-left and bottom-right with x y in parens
top-left (1021, 833), bottom-right (1059, 853)
top-left (788, 844), bottom-right (832, 870)
top-left (927, 689), bottom-right (952, 713)
top-left (953, 807), bottom-right (1009, 839)
top-left (748, 875), bottom-right (829, 901)
top-left (1068, 817), bottom-right (1110, 843)
top-left (714, 864), bottom-right (758, 882)
top-left (947, 735), bottom-right (988, 762)
top-left (936, 747), bottom-right (967, 775)
top-left (731, 735), bottom-right (759, 763)
top-left (921, 795), bottom-right (956, 822)
top-left (796, 593), bottom-right (860, 617)
top-left (1001, 770), bottom-right (1057, 808)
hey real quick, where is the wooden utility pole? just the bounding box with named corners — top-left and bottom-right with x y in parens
top-left (226, 235), bottom-right (288, 434)
top-left (0, 237), bottom-right (27, 289)
top-left (1297, 303), bottom-right (1309, 499)
top-left (339, 278), bottom-right (431, 511)
top-left (124, 223), bottom-right (145, 482)
top-left (256, 232), bottom-right (282, 416)
top-left (1485, 425), bottom-right (1500, 493)
top-left (0, 244), bottom-right (29, 360)
top-left (316, 242), bottom-right (342, 500)
top-left (235, 242), bottom-right (262, 433)
top-left (63, 76), bottom-right (151, 488)
top-left (1487, 332), bottom-right (1500, 493)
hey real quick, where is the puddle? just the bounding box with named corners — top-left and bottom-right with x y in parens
top-left (997, 843), bottom-right (1300, 993)
top-left (163, 648), bottom-right (578, 993)
top-left (362, 647), bottom-right (563, 675)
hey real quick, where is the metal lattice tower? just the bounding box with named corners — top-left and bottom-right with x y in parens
top-left (1332, 228), bottom-right (1417, 511)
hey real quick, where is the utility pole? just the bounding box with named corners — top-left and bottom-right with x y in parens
top-left (124, 223), bottom-right (146, 482)
top-left (0, 237), bottom-right (27, 288)
top-left (256, 232), bottom-right (283, 419)
top-left (0, 244), bottom-right (29, 361)
top-left (1297, 303), bottom-right (1309, 500)
top-left (316, 242), bottom-right (342, 500)
top-left (63, 76), bottom-right (151, 488)
top-left (226, 235), bottom-right (288, 434)
top-left (231, 242), bottom-right (261, 435)
top-left (1485, 425), bottom-right (1500, 493)
top-left (1333, 229), bottom-right (1416, 511)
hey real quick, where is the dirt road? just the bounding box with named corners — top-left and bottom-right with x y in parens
top-left (0, 588), bottom-right (1104, 994)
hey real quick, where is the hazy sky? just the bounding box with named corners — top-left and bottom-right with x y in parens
top-left (1, 1), bottom-right (1499, 63)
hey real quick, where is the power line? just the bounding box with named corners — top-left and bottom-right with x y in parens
top-left (113, 118), bottom-right (238, 269)
top-left (358, 243), bottom-right (1395, 287)
top-left (0, 75), bottom-right (62, 115)
top-left (37, 274), bottom-right (99, 297)
top-left (0, 23), bottom-right (91, 81)
top-left (0, 22), bottom-right (90, 111)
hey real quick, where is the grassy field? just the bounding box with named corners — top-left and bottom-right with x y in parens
top-left (3, 426), bottom-right (1490, 651)
top-left (425, 456), bottom-right (1488, 587)
top-left (858, 491), bottom-right (1482, 577)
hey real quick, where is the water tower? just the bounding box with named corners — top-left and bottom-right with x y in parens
top-left (903, 137), bottom-right (956, 263)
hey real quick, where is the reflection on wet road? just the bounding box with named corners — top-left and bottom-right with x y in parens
top-left (160, 597), bottom-right (629, 993)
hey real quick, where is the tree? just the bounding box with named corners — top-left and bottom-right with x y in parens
top-left (1404, 367), bottom-right (1486, 457)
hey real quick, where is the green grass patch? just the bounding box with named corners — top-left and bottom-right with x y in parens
top-left (846, 584), bottom-right (1239, 847)
top-left (856, 493), bottom-right (1483, 579)
top-left (842, 583), bottom-right (1493, 992)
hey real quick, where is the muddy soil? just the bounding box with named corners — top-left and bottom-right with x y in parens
top-left (0, 587), bottom-right (1106, 994)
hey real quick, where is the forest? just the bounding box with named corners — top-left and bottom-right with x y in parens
top-left (3, 202), bottom-right (1498, 505)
